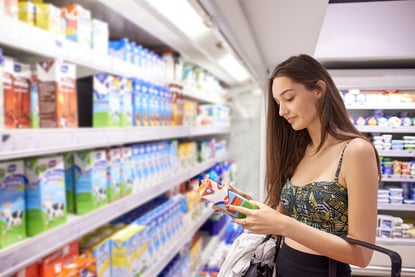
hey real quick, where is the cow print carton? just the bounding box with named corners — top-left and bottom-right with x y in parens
top-left (197, 178), bottom-right (258, 219)
top-left (25, 155), bottom-right (66, 236)
top-left (74, 149), bottom-right (108, 215)
top-left (0, 160), bottom-right (27, 248)
top-left (106, 147), bottom-right (122, 202)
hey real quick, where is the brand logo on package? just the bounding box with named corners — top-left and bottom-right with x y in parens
top-left (60, 65), bottom-right (69, 73)
top-left (7, 164), bottom-right (17, 173)
top-left (48, 160), bottom-right (57, 168)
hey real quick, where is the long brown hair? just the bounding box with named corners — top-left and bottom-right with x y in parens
top-left (264, 54), bottom-right (380, 209)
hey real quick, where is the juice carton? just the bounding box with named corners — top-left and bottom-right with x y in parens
top-left (30, 70), bottom-right (39, 128)
top-left (2, 0), bottom-right (18, 19)
top-left (121, 146), bottom-right (134, 197)
top-left (34, 3), bottom-right (63, 36)
top-left (197, 178), bottom-right (258, 219)
top-left (106, 147), bottom-right (122, 202)
top-left (74, 149), bottom-right (107, 215)
top-left (25, 155), bottom-right (66, 236)
top-left (110, 225), bottom-right (144, 277)
top-left (39, 240), bottom-right (79, 277)
top-left (13, 261), bottom-right (39, 277)
top-left (37, 60), bottom-right (78, 128)
top-left (9, 61), bottom-right (31, 128)
top-left (81, 235), bottom-right (111, 277)
top-left (93, 73), bottom-right (119, 127)
top-left (0, 160), bottom-right (26, 248)
top-left (63, 152), bottom-right (75, 213)
top-left (3, 57), bottom-right (15, 128)
top-left (61, 4), bottom-right (91, 48)
top-left (18, 1), bottom-right (35, 25)
top-left (91, 18), bottom-right (109, 55)
top-left (118, 77), bottom-right (133, 127)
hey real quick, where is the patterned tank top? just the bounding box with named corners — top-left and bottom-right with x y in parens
top-left (280, 141), bottom-right (350, 236)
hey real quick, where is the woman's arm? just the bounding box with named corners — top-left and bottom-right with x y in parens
top-left (231, 138), bottom-right (379, 267)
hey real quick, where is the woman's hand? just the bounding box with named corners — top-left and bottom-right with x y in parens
top-left (212, 182), bottom-right (253, 213)
top-left (229, 200), bottom-right (286, 235)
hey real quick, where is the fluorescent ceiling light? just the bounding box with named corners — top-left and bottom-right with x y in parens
top-left (147, 0), bottom-right (210, 39)
top-left (218, 54), bottom-right (251, 83)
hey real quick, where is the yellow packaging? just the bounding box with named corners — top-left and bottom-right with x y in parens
top-left (110, 225), bottom-right (144, 276)
top-left (35, 3), bottom-right (62, 35)
top-left (18, 1), bottom-right (35, 25)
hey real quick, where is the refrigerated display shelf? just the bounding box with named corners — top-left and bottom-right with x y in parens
top-left (378, 204), bottom-right (415, 212)
top-left (0, 125), bottom-right (230, 161)
top-left (356, 126), bottom-right (415, 133)
top-left (378, 150), bottom-right (415, 157)
top-left (381, 175), bottom-right (415, 183)
top-left (143, 207), bottom-right (214, 277)
top-left (0, 153), bottom-right (228, 276)
top-left (345, 103), bottom-right (415, 110)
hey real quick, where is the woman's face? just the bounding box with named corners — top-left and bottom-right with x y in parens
top-left (272, 76), bottom-right (321, 131)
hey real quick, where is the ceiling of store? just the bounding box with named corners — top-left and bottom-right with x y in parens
top-left (199, 0), bottom-right (415, 88)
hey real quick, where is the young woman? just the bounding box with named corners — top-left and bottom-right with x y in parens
top-left (228, 54), bottom-right (380, 276)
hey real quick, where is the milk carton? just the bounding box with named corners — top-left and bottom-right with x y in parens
top-left (83, 235), bottom-right (111, 277)
top-left (93, 73), bottom-right (119, 127)
top-left (91, 18), bottom-right (109, 55)
top-left (0, 160), bottom-right (26, 248)
top-left (110, 225), bottom-right (144, 277)
top-left (118, 77), bottom-right (133, 127)
top-left (74, 149), bottom-right (107, 215)
top-left (18, 1), bottom-right (35, 25)
top-left (106, 147), bottom-right (121, 202)
top-left (63, 152), bottom-right (75, 213)
top-left (25, 155), bottom-right (66, 236)
top-left (61, 4), bottom-right (91, 48)
top-left (121, 146), bottom-right (134, 197)
top-left (37, 60), bottom-right (78, 128)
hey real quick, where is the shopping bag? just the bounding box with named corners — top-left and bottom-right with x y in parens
top-left (242, 234), bottom-right (282, 277)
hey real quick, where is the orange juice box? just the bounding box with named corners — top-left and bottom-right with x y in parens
top-left (14, 262), bottom-right (39, 277)
top-left (61, 4), bottom-right (91, 48)
top-left (3, 56), bottom-right (15, 128)
top-left (37, 60), bottom-right (78, 128)
top-left (11, 61), bottom-right (31, 128)
top-left (197, 178), bottom-right (258, 219)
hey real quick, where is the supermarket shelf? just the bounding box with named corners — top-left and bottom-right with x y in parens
top-left (346, 103), bottom-right (415, 110)
top-left (192, 219), bottom-right (231, 276)
top-left (0, 153), bottom-right (228, 276)
top-left (378, 150), bottom-right (415, 157)
top-left (376, 237), bottom-right (415, 246)
top-left (352, 265), bottom-right (415, 276)
top-left (143, 207), bottom-right (214, 277)
top-left (0, 16), bottom-right (225, 106)
top-left (378, 204), bottom-right (415, 212)
top-left (356, 126), bottom-right (415, 133)
top-left (0, 125), bottom-right (230, 161)
top-left (381, 175), bottom-right (415, 183)
top-left (0, 16), bottom-right (165, 84)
